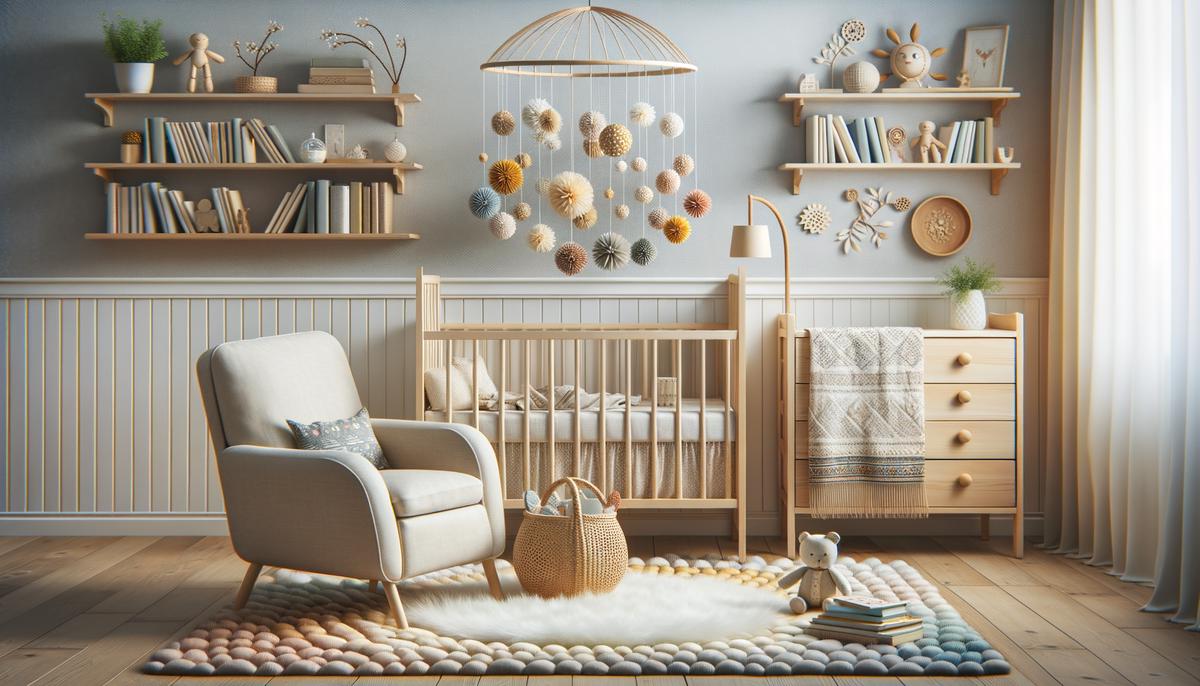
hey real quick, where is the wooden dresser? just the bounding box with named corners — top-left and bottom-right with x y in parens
top-left (778, 313), bottom-right (1024, 558)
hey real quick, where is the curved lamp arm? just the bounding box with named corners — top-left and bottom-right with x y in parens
top-left (748, 194), bottom-right (792, 318)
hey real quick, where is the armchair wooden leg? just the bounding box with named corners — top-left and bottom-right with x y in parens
top-left (482, 558), bottom-right (505, 600)
top-left (234, 562), bottom-right (263, 610)
top-left (382, 581), bottom-right (409, 629)
top-left (367, 579), bottom-right (379, 593)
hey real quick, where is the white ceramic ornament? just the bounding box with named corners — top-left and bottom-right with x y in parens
top-left (384, 133), bottom-right (407, 162)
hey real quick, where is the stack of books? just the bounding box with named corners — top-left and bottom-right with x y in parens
top-left (263, 180), bottom-right (394, 234)
top-left (297, 57), bottom-right (376, 94)
top-left (937, 118), bottom-right (996, 164)
top-left (807, 596), bottom-right (925, 646)
top-left (805, 114), bottom-right (894, 164)
top-left (140, 116), bottom-right (294, 164)
top-left (105, 182), bottom-right (248, 234)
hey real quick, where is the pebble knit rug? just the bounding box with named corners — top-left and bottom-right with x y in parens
top-left (142, 554), bottom-right (1011, 677)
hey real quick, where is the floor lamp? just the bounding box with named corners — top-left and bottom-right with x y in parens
top-left (729, 194), bottom-right (791, 319)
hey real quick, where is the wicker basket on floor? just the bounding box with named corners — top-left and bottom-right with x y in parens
top-left (512, 477), bottom-right (628, 598)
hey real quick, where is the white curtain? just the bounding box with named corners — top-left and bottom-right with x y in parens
top-left (1047, 0), bottom-right (1200, 628)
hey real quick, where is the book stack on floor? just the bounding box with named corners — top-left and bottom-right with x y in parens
top-left (937, 118), bottom-right (996, 163)
top-left (263, 180), bottom-right (394, 233)
top-left (141, 116), bottom-right (294, 163)
top-left (807, 596), bottom-right (925, 646)
top-left (805, 114), bottom-right (894, 163)
top-left (105, 182), bottom-right (248, 234)
top-left (297, 57), bottom-right (376, 94)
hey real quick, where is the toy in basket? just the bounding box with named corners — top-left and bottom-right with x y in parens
top-left (512, 477), bottom-right (628, 598)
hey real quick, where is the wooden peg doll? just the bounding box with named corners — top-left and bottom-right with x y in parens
top-left (910, 120), bottom-right (947, 163)
top-left (173, 33), bottom-right (224, 93)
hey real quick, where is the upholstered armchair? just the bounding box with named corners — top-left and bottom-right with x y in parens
top-left (195, 331), bottom-right (505, 629)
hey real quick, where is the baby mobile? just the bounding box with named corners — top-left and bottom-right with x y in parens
top-left (470, 5), bottom-right (710, 275)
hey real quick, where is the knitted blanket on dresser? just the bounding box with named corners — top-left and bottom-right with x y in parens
top-left (808, 327), bottom-right (928, 517)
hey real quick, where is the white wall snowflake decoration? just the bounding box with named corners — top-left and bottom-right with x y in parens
top-left (797, 203), bottom-right (831, 234)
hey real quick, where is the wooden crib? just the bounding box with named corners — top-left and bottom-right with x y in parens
top-left (415, 268), bottom-right (748, 558)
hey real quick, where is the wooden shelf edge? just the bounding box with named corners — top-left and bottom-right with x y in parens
top-left (779, 90), bottom-right (1020, 126)
top-left (778, 163), bottom-right (1021, 195)
top-left (85, 232), bottom-right (420, 241)
top-left (85, 162), bottom-right (422, 195)
top-left (86, 92), bottom-right (422, 127)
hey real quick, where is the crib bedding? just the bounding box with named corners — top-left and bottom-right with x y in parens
top-left (424, 398), bottom-right (732, 443)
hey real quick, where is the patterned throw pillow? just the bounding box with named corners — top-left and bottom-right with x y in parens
top-left (287, 408), bottom-right (388, 470)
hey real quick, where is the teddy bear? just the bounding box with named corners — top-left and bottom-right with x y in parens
top-left (777, 531), bottom-right (852, 614)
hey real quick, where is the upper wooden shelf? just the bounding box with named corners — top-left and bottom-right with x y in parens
top-left (86, 92), bottom-right (422, 127)
top-left (85, 232), bottom-right (420, 241)
top-left (777, 162), bottom-right (1021, 196)
top-left (85, 162), bottom-right (423, 195)
top-left (778, 90), bottom-right (1020, 126)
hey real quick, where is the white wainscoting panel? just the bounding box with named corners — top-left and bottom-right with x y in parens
top-left (0, 277), bottom-right (1046, 534)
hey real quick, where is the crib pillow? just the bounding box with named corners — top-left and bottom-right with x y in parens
top-left (424, 355), bottom-right (499, 411)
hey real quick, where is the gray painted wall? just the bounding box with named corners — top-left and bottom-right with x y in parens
top-left (0, 0), bottom-right (1050, 279)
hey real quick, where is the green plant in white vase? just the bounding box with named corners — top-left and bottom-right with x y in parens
top-left (937, 258), bottom-right (1001, 330)
top-left (102, 14), bottom-right (168, 93)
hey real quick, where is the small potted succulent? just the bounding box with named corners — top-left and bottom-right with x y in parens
top-left (937, 258), bottom-right (1002, 330)
top-left (232, 21), bottom-right (283, 93)
top-left (102, 14), bottom-right (168, 93)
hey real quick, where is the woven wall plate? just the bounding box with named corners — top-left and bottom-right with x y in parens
top-left (910, 195), bottom-right (972, 256)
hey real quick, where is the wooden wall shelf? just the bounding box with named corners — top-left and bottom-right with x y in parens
top-left (777, 162), bottom-right (1021, 195)
top-left (85, 232), bottom-right (420, 241)
top-left (778, 90), bottom-right (1020, 126)
top-left (86, 92), bottom-right (422, 127)
top-left (85, 162), bottom-right (423, 195)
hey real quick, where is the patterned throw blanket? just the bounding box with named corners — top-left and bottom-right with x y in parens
top-left (808, 327), bottom-right (928, 517)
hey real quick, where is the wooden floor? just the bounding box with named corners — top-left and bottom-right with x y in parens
top-left (0, 535), bottom-right (1195, 686)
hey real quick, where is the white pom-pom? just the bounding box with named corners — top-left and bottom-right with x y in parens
top-left (548, 171), bottom-right (595, 219)
top-left (592, 231), bottom-right (631, 271)
top-left (634, 186), bottom-right (654, 204)
top-left (615, 160), bottom-right (628, 173)
top-left (489, 212), bottom-right (516, 240)
top-left (655, 169), bottom-right (681, 195)
top-left (659, 112), bottom-right (684, 138)
top-left (543, 133), bottom-right (562, 151)
top-left (522, 98), bottom-right (550, 128)
top-left (513, 201), bottom-right (532, 221)
top-left (648, 207), bottom-right (669, 229)
top-left (527, 223), bottom-right (556, 253)
top-left (631, 157), bottom-right (647, 172)
top-left (673, 154), bottom-right (695, 176)
top-left (579, 111), bottom-right (608, 139)
top-left (629, 102), bottom-right (656, 127)
top-left (535, 177), bottom-right (550, 196)
top-left (615, 204), bottom-right (630, 219)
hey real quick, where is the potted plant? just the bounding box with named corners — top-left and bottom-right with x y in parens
top-left (937, 258), bottom-right (1001, 330)
top-left (102, 14), bottom-right (168, 93)
top-left (232, 21), bottom-right (283, 93)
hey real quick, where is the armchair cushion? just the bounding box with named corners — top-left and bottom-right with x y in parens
top-left (287, 407), bottom-right (387, 469)
top-left (379, 469), bottom-right (484, 517)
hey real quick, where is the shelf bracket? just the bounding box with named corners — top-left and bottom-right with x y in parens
top-left (991, 98), bottom-right (1009, 126)
top-left (791, 98), bottom-right (805, 127)
top-left (790, 168), bottom-right (803, 195)
top-left (393, 97), bottom-right (406, 127)
top-left (990, 168), bottom-right (1009, 195)
top-left (92, 167), bottom-right (112, 183)
top-left (393, 168), bottom-right (406, 195)
top-left (93, 97), bottom-right (115, 127)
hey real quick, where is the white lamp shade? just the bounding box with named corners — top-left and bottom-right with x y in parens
top-left (729, 224), bottom-right (772, 258)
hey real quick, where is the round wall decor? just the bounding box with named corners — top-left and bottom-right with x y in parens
top-left (910, 195), bottom-right (972, 256)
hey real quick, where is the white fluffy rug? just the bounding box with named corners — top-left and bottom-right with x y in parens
top-left (404, 570), bottom-right (787, 645)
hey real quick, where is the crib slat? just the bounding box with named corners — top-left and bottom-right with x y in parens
top-left (471, 339), bottom-right (480, 430)
top-left (674, 338), bottom-right (683, 499)
top-left (650, 339), bottom-right (658, 500)
top-left (624, 338), bottom-right (632, 496)
top-left (642, 339), bottom-right (650, 397)
top-left (724, 338), bottom-right (732, 499)
top-left (445, 340), bottom-right (453, 424)
top-left (524, 339), bottom-right (531, 491)
top-left (498, 340), bottom-right (507, 497)
top-left (547, 339), bottom-right (555, 485)
top-left (599, 340), bottom-right (607, 494)
top-left (699, 341), bottom-right (707, 499)
top-left (574, 339), bottom-right (582, 478)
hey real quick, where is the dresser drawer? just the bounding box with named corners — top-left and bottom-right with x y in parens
top-left (795, 337), bottom-right (1016, 383)
top-left (795, 420), bottom-right (1015, 459)
top-left (793, 458), bottom-right (1015, 509)
top-left (795, 383), bottom-right (1015, 420)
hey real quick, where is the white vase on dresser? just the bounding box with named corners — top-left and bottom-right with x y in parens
top-left (950, 289), bottom-right (989, 330)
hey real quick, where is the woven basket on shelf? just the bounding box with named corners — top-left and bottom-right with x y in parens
top-left (234, 76), bottom-right (278, 93)
top-left (511, 477), bottom-right (628, 598)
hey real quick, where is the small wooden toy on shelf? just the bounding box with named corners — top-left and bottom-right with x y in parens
top-left (173, 33), bottom-right (224, 93)
top-left (910, 120), bottom-right (948, 163)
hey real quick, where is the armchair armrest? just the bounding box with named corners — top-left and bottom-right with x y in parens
top-left (217, 445), bottom-right (403, 581)
top-left (371, 418), bottom-right (505, 558)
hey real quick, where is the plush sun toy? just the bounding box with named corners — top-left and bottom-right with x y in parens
top-left (872, 23), bottom-right (947, 88)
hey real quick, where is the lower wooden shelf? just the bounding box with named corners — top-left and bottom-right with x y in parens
top-left (778, 162), bottom-right (1020, 195)
top-left (85, 232), bottom-right (419, 241)
top-left (86, 162), bottom-right (423, 195)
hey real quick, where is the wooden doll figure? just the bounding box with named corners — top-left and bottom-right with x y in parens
top-left (173, 33), bottom-right (224, 93)
top-left (910, 120), bottom-right (947, 163)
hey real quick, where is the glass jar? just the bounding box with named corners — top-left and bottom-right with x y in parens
top-left (299, 132), bottom-right (327, 163)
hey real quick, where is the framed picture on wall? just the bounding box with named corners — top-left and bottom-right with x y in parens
top-left (961, 25), bottom-right (1009, 88)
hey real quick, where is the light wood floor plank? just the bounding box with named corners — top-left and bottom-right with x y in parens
top-left (1026, 647), bottom-right (1135, 686)
top-left (0, 537), bottom-right (116, 591)
top-left (476, 677), bottom-right (527, 686)
top-left (638, 675), bottom-right (686, 686)
top-left (0, 538), bottom-right (37, 558)
top-left (0, 588), bottom-right (112, 659)
top-left (1124, 628), bottom-right (1200, 680)
top-left (950, 585), bottom-right (1081, 650)
top-left (24, 612), bottom-right (132, 650)
top-left (29, 620), bottom-right (181, 686)
top-left (0, 647), bottom-right (81, 686)
top-left (1003, 544), bottom-right (1118, 596)
top-left (525, 676), bottom-right (570, 686)
top-left (939, 537), bottom-right (1041, 586)
top-left (1071, 593), bottom-right (1178, 630)
top-left (85, 536), bottom-right (211, 614)
top-left (871, 536), bottom-right (993, 586)
top-left (1034, 547), bottom-right (1155, 605)
top-left (654, 536), bottom-right (721, 558)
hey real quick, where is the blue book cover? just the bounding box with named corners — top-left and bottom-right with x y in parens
top-left (866, 117), bottom-right (884, 164)
top-left (944, 122), bottom-right (961, 163)
top-left (232, 118), bottom-right (243, 164)
top-left (854, 118), bottom-right (871, 163)
top-left (148, 181), bottom-right (169, 228)
top-left (973, 119), bottom-right (986, 163)
top-left (315, 180), bottom-right (331, 233)
top-left (163, 122), bottom-right (180, 163)
top-left (142, 118), bottom-right (151, 163)
top-left (953, 121), bottom-right (970, 163)
top-left (836, 116), bottom-right (860, 163)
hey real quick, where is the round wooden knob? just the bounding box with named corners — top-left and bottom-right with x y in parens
top-left (957, 352), bottom-right (973, 366)
top-left (956, 429), bottom-right (973, 444)
top-left (956, 473), bottom-right (974, 487)
top-left (956, 390), bottom-right (973, 404)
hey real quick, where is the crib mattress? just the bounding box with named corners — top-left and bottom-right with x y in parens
top-left (424, 398), bottom-right (732, 443)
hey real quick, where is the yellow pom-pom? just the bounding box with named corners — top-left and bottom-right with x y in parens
top-left (538, 107), bottom-right (562, 134)
top-left (488, 159), bottom-right (523, 195)
top-left (603, 187), bottom-right (615, 200)
top-left (599, 123), bottom-right (633, 157)
top-left (583, 138), bottom-right (604, 158)
top-left (573, 207), bottom-right (598, 230)
top-left (478, 152), bottom-right (489, 163)
top-left (663, 215), bottom-right (691, 244)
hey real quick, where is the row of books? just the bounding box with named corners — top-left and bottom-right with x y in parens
top-left (140, 116), bottom-right (295, 165)
top-left (937, 118), bottom-right (997, 164)
top-left (807, 596), bottom-right (925, 646)
top-left (805, 114), bottom-right (896, 164)
top-left (105, 182), bottom-right (248, 234)
top-left (297, 57), bottom-right (377, 94)
top-left (263, 180), bottom-right (395, 234)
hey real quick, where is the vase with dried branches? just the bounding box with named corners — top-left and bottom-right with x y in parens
top-left (320, 18), bottom-right (407, 94)
top-left (232, 21), bottom-right (283, 93)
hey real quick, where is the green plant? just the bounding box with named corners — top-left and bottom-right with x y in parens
top-left (937, 258), bottom-right (1002, 301)
top-left (101, 14), bottom-right (168, 63)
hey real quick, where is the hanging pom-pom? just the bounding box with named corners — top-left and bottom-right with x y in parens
top-left (538, 107), bottom-right (563, 134)
top-left (616, 160), bottom-right (628, 173)
top-left (572, 207), bottom-right (599, 230)
top-left (603, 187), bottom-right (615, 200)
top-left (579, 111), bottom-right (608, 139)
top-left (659, 112), bottom-right (684, 138)
top-left (469, 187), bottom-right (502, 219)
top-left (629, 101), bottom-right (656, 127)
top-left (527, 223), bottom-right (556, 253)
top-left (615, 204), bottom-right (630, 219)
top-left (535, 177), bottom-right (550, 196)
top-left (663, 215), bottom-right (691, 244)
top-left (648, 207), bottom-right (669, 229)
top-left (478, 152), bottom-right (489, 163)
top-left (489, 212), bottom-right (516, 239)
top-left (514, 152), bottom-right (533, 168)
top-left (683, 189), bottom-right (712, 218)
top-left (673, 154), bottom-right (695, 176)
top-left (655, 169), bottom-right (681, 195)
top-left (631, 156), bottom-right (647, 172)
top-left (592, 231), bottom-right (631, 271)
top-left (548, 171), bottom-right (595, 219)
top-left (491, 110), bottom-right (516, 136)
top-left (543, 133), bottom-right (562, 151)
top-left (522, 97), bottom-right (550, 128)
top-left (488, 159), bottom-right (524, 195)
top-left (599, 123), bottom-right (633, 157)
top-left (631, 237), bottom-right (657, 265)
top-left (555, 241), bottom-right (588, 276)
top-left (583, 138), bottom-right (604, 159)
top-left (634, 185), bottom-right (654, 204)
top-left (513, 201), bottom-right (532, 222)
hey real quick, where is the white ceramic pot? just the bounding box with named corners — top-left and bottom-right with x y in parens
top-left (114, 62), bottom-right (155, 93)
top-left (950, 289), bottom-right (988, 330)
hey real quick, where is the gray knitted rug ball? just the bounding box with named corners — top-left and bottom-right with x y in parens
top-left (141, 555), bottom-right (1009, 677)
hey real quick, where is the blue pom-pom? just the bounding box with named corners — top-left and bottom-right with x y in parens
top-left (469, 187), bottom-right (502, 219)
